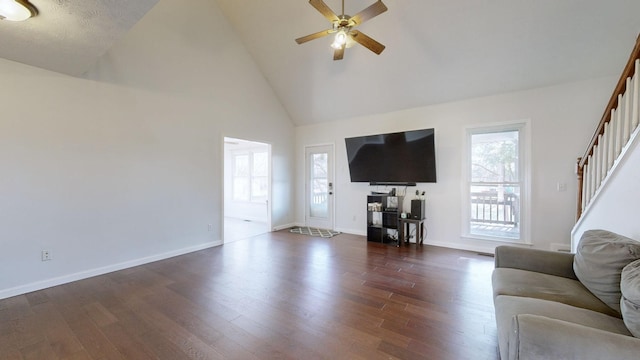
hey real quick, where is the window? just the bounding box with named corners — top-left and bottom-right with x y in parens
top-left (232, 151), bottom-right (268, 202)
top-left (310, 152), bottom-right (328, 218)
top-left (465, 122), bottom-right (528, 242)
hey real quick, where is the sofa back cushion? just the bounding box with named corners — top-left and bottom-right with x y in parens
top-left (573, 229), bottom-right (640, 314)
top-left (621, 259), bottom-right (640, 337)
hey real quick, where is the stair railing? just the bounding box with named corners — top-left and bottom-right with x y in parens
top-left (576, 34), bottom-right (640, 220)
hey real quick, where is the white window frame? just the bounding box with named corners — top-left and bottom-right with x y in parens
top-left (232, 150), bottom-right (268, 203)
top-left (462, 121), bottom-right (531, 244)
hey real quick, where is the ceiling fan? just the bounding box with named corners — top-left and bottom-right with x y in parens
top-left (295, 0), bottom-right (388, 60)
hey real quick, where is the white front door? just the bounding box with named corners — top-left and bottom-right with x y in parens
top-left (305, 145), bottom-right (334, 230)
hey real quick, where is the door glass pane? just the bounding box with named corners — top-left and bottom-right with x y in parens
top-left (310, 153), bottom-right (328, 218)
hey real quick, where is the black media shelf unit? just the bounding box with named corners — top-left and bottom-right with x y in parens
top-left (367, 195), bottom-right (403, 244)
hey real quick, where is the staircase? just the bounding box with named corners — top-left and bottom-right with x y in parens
top-left (572, 34), bottom-right (640, 251)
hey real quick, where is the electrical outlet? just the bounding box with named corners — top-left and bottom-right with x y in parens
top-left (208, 224), bottom-right (213, 231)
top-left (41, 250), bottom-right (51, 261)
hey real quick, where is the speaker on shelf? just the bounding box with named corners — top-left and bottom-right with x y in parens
top-left (411, 199), bottom-right (425, 220)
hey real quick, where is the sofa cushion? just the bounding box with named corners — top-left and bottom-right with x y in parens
top-left (494, 295), bottom-right (631, 360)
top-left (573, 229), bottom-right (640, 314)
top-left (621, 259), bottom-right (640, 337)
top-left (492, 267), bottom-right (619, 317)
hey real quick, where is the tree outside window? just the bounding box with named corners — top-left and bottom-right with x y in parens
top-left (467, 125), bottom-right (526, 241)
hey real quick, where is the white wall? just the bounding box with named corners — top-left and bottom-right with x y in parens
top-left (0, 0), bottom-right (295, 298)
top-left (571, 127), bottom-right (640, 250)
top-left (296, 77), bottom-right (616, 253)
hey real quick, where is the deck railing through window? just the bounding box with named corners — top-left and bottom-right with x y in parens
top-left (471, 191), bottom-right (519, 226)
top-left (576, 34), bottom-right (640, 220)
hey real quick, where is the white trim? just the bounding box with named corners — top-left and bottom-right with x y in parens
top-left (303, 143), bottom-right (336, 230)
top-left (426, 240), bottom-right (499, 255)
top-left (460, 234), bottom-right (533, 245)
top-left (336, 227), bottom-right (366, 236)
top-left (0, 241), bottom-right (221, 300)
top-left (461, 119), bottom-right (531, 244)
top-left (273, 222), bottom-right (297, 231)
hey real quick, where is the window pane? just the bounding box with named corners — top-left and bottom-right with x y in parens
top-left (471, 131), bottom-right (519, 182)
top-left (234, 155), bottom-right (249, 177)
top-left (251, 176), bottom-right (268, 200)
top-left (253, 152), bottom-right (268, 176)
top-left (470, 184), bottom-right (520, 239)
top-left (233, 178), bottom-right (250, 201)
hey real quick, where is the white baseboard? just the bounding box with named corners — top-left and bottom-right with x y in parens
top-left (0, 240), bottom-right (223, 300)
top-left (550, 243), bottom-right (572, 252)
top-left (336, 228), bottom-right (365, 236)
top-left (273, 222), bottom-right (297, 231)
top-left (335, 231), bottom-right (497, 254)
top-left (416, 240), bottom-right (497, 255)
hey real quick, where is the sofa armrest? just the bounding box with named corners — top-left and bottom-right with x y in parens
top-left (509, 314), bottom-right (640, 360)
top-left (495, 245), bottom-right (577, 280)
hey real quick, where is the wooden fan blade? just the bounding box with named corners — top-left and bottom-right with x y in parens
top-left (351, 0), bottom-right (388, 26)
top-left (333, 45), bottom-right (345, 61)
top-left (295, 29), bottom-right (333, 44)
top-left (350, 30), bottom-right (385, 54)
top-left (309, 0), bottom-right (339, 23)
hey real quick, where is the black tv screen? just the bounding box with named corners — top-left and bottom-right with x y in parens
top-left (345, 128), bottom-right (437, 184)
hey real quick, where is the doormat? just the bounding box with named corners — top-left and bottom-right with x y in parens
top-left (289, 227), bottom-right (341, 238)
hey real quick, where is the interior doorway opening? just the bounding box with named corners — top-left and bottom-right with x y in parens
top-left (223, 137), bottom-right (271, 243)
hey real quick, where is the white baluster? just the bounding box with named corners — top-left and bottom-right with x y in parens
top-left (595, 144), bottom-right (601, 189)
top-left (614, 107), bottom-right (622, 158)
top-left (583, 163), bottom-right (590, 210)
top-left (602, 122), bottom-right (610, 173)
top-left (589, 154), bottom-right (596, 201)
top-left (632, 60), bottom-right (639, 132)
top-left (605, 121), bottom-right (614, 171)
top-left (599, 134), bottom-right (607, 182)
top-left (622, 79), bottom-right (631, 145)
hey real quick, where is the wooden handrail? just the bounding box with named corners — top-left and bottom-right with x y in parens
top-left (576, 33), bottom-right (640, 220)
top-left (578, 34), bottom-right (640, 168)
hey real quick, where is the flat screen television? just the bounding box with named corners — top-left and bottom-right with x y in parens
top-left (345, 128), bottom-right (437, 184)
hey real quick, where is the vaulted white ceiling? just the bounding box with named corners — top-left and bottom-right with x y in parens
top-left (2, 0), bottom-right (640, 126)
top-left (0, 0), bottom-right (158, 76)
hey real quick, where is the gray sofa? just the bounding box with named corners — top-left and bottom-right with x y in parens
top-left (491, 231), bottom-right (640, 360)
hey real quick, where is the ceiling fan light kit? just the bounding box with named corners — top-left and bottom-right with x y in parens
top-left (0, 0), bottom-right (37, 21)
top-left (296, 0), bottom-right (387, 61)
top-left (331, 29), bottom-right (348, 49)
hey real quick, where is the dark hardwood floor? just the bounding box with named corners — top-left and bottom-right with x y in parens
top-left (0, 231), bottom-right (499, 360)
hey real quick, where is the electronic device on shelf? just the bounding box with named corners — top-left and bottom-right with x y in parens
top-left (411, 199), bottom-right (425, 220)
